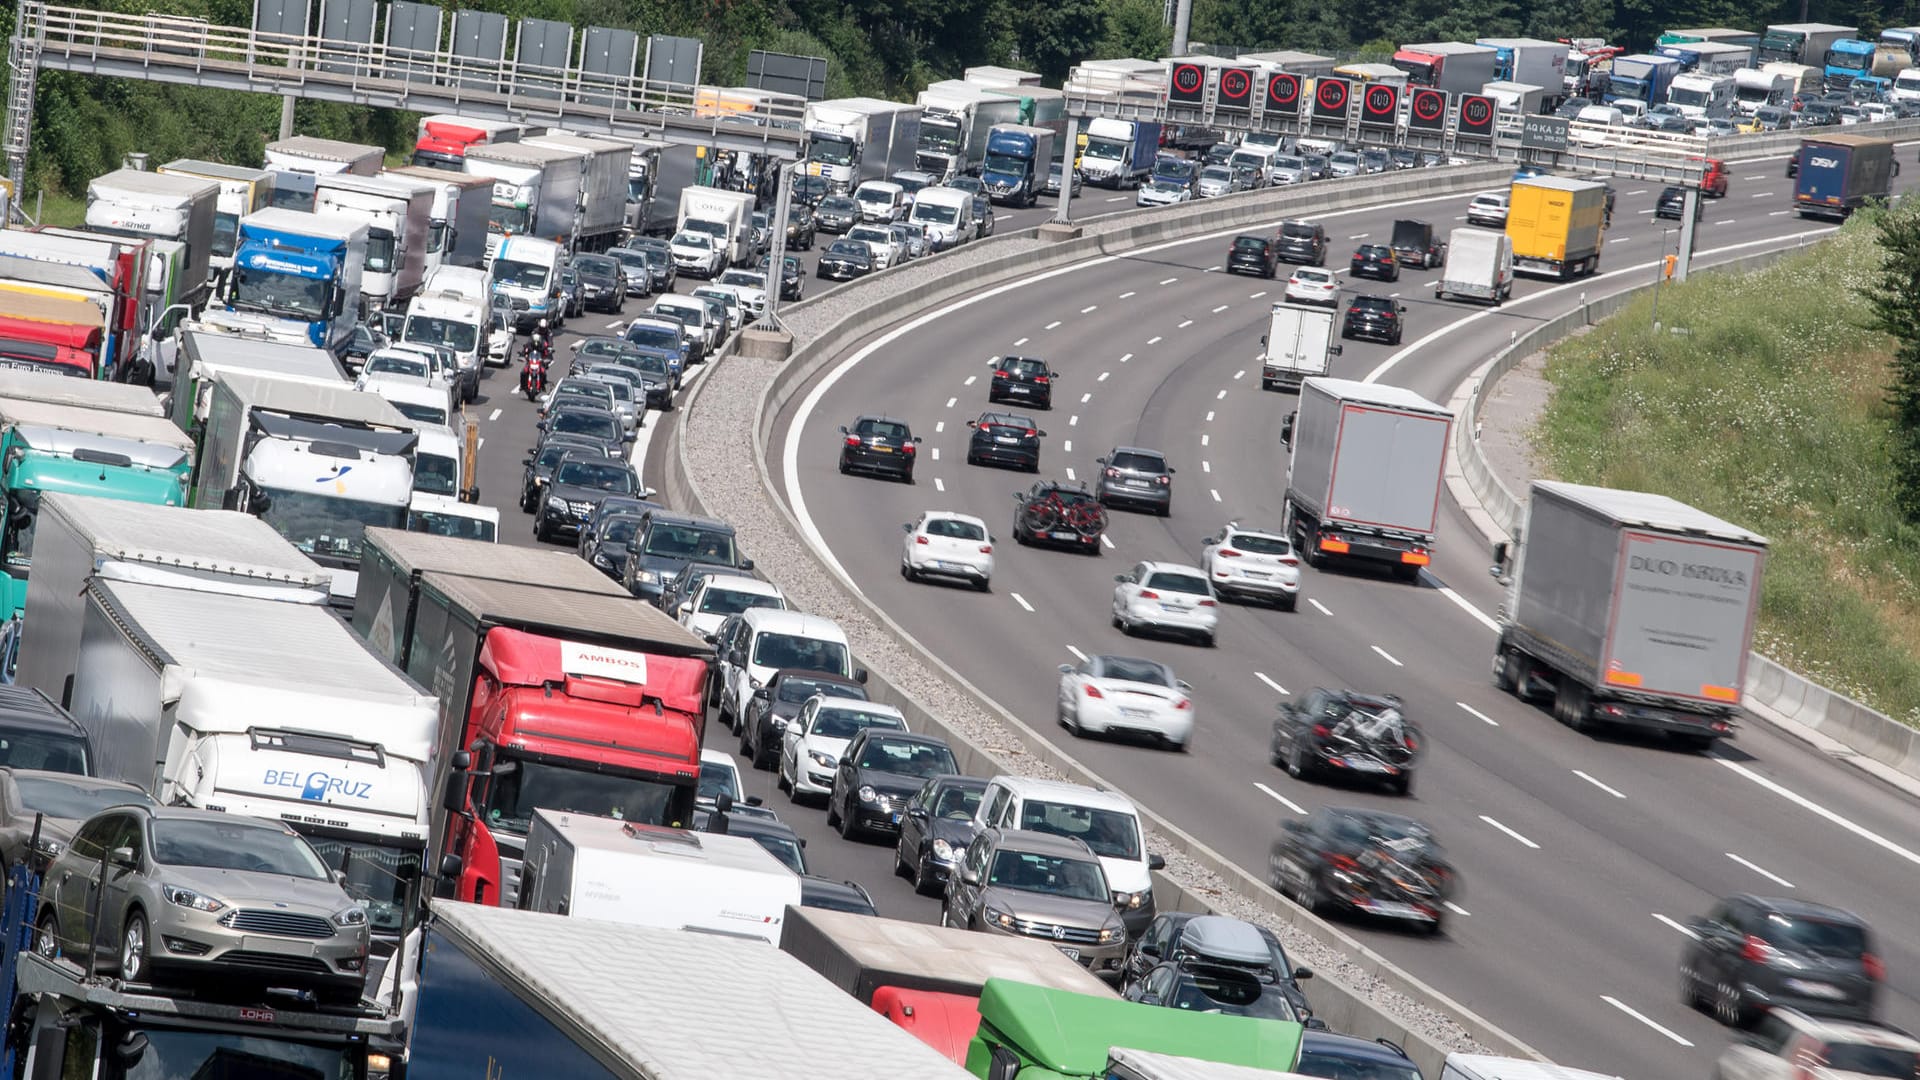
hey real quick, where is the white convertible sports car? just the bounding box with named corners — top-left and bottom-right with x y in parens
top-left (1056, 654), bottom-right (1195, 751)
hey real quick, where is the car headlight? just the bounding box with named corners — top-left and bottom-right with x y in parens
top-left (1113, 887), bottom-right (1151, 910)
top-left (983, 905), bottom-right (1016, 929)
top-left (333, 905), bottom-right (369, 928)
top-left (592, 552), bottom-right (611, 568)
top-left (1098, 925), bottom-right (1124, 943)
top-left (162, 885), bottom-right (225, 913)
top-left (546, 495), bottom-right (566, 512)
top-left (857, 785), bottom-right (877, 803)
top-left (931, 838), bottom-right (955, 862)
top-left (634, 569), bottom-right (659, 584)
top-left (808, 750), bottom-right (837, 768)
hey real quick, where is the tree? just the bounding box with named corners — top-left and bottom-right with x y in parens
top-left (1868, 206), bottom-right (1920, 524)
top-left (1094, 0), bottom-right (1171, 61)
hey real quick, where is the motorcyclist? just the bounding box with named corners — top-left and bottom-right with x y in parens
top-left (530, 318), bottom-right (554, 358)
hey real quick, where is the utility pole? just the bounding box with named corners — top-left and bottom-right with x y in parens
top-left (1171, 0), bottom-right (1192, 56)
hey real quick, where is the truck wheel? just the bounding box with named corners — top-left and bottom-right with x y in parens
top-left (1557, 682), bottom-right (1590, 733)
top-left (1493, 649), bottom-right (1519, 692)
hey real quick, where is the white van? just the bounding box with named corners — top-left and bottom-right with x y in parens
top-left (489, 235), bottom-right (563, 330)
top-left (362, 376), bottom-right (453, 428)
top-left (971, 775), bottom-right (1165, 937)
top-left (402, 288), bottom-right (485, 397)
top-left (852, 180), bottom-right (907, 223)
top-left (420, 264), bottom-right (488, 305)
top-left (712, 608), bottom-right (866, 734)
top-left (1569, 104), bottom-right (1626, 145)
top-left (909, 187), bottom-right (977, 251)
top-left (407, 422), bottom-right (468, 501)
top-left (407, 492), bottom-right (496, 542)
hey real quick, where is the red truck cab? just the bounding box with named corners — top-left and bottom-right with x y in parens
top-left (871, 988), bottom-right (981, 1065)
top-left (0, 292), bottom-right (104, 377)
top-left (412, 116), bottom-right (523, 171)
top-left (1700, 157), bottom-right (1729, 197)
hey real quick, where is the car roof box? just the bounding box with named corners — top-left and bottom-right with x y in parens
top-left (1175, 916), bottom-right (1270, 966)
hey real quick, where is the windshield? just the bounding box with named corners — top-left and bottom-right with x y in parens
top-left (1147, 571), bottom-right (1211, 594)
top-left (364, 229), bottom-right (396, 274)
top-left (0, 729), bottom-right (89, 774)
top-left (491, 258), bottom-right (549, 291)
top-left (1828, 48), bottom-right (1870, 70)
top-left (987, 849), bottom-right (1108, 901)
top-left (699, 585), bottom-right (782, 616)
top-left (821, 196), bottom-right (858, 216)
top-left (489, 204), bottom-right (532, 233)
top-left (597, 516), bottom-right (641, 546)
top-left (1821, 1045), bottom-right (1920, 1076)
top-left (1760, 913), bottom-right (1868, 954)
top-left (260, 489), bottom-right (407, 564)
top-left (827, 242), bottom-right (869, 260)
top-left (483, 757), bottom-right (678, 835)
top-left (913, 203), bottom-right (958, 225)
top-left (391, 401), bottom-right (448, 425)
top-left (1669, 88), bottom-right (1709, 107)
top-left (1202, 167), bottom-right (1233, 182)
top-left (1231, 151), bottom-right (1265, 171)
top-left (856, 737), bottom-right (956, 777)
top-left (672, 231), bottom-right (713, 250)
top-left (811, 134), bottom-right (855, 167)
top-left (211, 213), bottom-right (239, 259)
top-left (549, 411), bottom-right (620, 443)
top-left (231, 266), bottom-right (329, 320)
top-left (925, 518), bottom-right (985, 541)
top-left (1226, 533), bottom-right (1292, 556)
top-left (921, 122), bottom-right (961, 155)
top-left (425, 220), bottom-right (447, 253)
top-left (152, 819), bottom-right (328, 878)
top-left (627, 324), bottom-right (682, 352)
top-left (642, 523), bottom-right (735, 563)
top-left (99, 1023), bottom-right (357, 1080)
top-left (776, 676), bottom-right (857, 704)
top-left (655, 301), bottom-right (703, 326)
top-left (754, 632), bottom-right (850, 675)
top-left (1083, 138), bottom-right (1124, 161)
top-left (573, 256), bottom-right (617, 280)
top-left (1018, 800), bottom-right (1142, 860)
top-left (1293, 1055), bottom-right (1420, 1080)
top-left (1098, 657), bottom-right (1171, 686)
top-left (410, 509), bottom-right (496, 542)
top-left (720, 271), bottom-right (763, 289)
top-left (856, 189), bottom-right (894, 207)
top-left (366, 355), bottom-right (428, 379)
top-left (752, 834), bottom-right (806, 875)
top-left (554, 460), bottom-right (634, 492)
top-left (810, 707), bottom-right (900, 741)
top-left (15, 776), bottom-right (147, 818)
top-left (698, 760), bottom-right (739, 802)
top-left (934, 785), bottom-right (982, 818)
top-left (303, 834), bottom-right (421, 935)
top-left (404, 315), bottom-right (479, 354)
top-left (413, 452), bottom-right (457, 496)
top-left (984, 153), bottom-right (1023, 175)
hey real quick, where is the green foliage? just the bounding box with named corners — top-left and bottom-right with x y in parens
top-left (1535, 204), bottom-right (1920, 726)
top-left (1870, 204), bottom-right (1920, 524)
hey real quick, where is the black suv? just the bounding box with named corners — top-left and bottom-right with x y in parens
top-left (1225, 235), bottom-right (1278, 278)
top-left (0, 686), bottom-right (90, 774)
top-left (1388, 218), bottom-right (1445, 269)
top-left (1348, 244), bottom-right (1399, 282)
top-left (1341, 295), bottom-right (1406, 345)
top-left (760, 254), bottom-right (804, 301)
top-left (1681, 895), bottom-right (1880, 1025)
top-left (1276, 220), bottom-right (1327, 266)
top-left (838, 415), bottom-right (920, 482)
top-left (623, 510), bottom-right (752, 601)
top-left (534, 453), bottom-right (640, 544)
top-left (569, 254), bottom-right (627, 314)
top-left (987, 356), bottom-right (1057, 410)
top-left (785, 204), bottom-right (817, 250)
top-left (965, 412), bottom-right (1044, 472)
top-left (519, 435), bottom-right (612, 512)
top-left (1655, 186), bottom-right (1700, 221)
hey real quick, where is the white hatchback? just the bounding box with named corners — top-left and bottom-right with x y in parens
top-left (1201, 523), bottom-right (1301, 610)
top-left (1056, 654), bottom-right (1195, 751)
top-left (1284, 267), bottom-right (1340, 308)
top-left (779, 696), bottom-right (907, 799)
top-left (1112, 560), bottom-right (1219, 646)
top-left (901, 511), bottom-right (994, 590)
top-left (678, 575), bottom-right (786, 639)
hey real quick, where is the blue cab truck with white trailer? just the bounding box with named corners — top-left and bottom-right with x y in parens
top-left (203, 207), bottom-right (367, 356)
top-left (1078, 118), bottom-right (1163, 188)
top-left (982, 124), bottom-right (1055, 207)
top-left (1604, 53), bottom-right (1683, 106)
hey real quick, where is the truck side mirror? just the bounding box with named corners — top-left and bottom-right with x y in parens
top-left (1490, 541), bottom-right (1510, 578)
top-left (1280, 415), bottom-right (1295, 449)
top-left (439, 777), bottom-right (468, 814)
top-left (438, 853), bottom-right (464, 879)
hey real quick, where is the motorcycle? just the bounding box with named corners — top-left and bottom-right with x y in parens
top-left (519, 342), bottom-right (549, 400)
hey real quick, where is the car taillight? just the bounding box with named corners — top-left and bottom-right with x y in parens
top-left (1218, 549), bottom-right (1242, 558)
top-left (1742, 935), bottom-right (1778, 964)
top-left (1174, 698), bottom-right (1192, 710)
top-left (1084, 684), bottom-right (1105, 698)
top-left (1025, 428), bottom-right (1038, 437)
top-left (1156, 475), bottom-right (1170, 485)
top-left (1312, 723), bottom-right (1332, 737)
top-left (903, 443), bottom-right (916, 454)
top-left (1864, 952), bottom-right (1885, 980)
top-left (979, 545), bottom-right (993, 554)
top-left (1382, 255), bottom-right (1394, 263)
top-left (1198, 598), bottom-right (1216, 606)
top-left (1105, 468), bottom-right (1120, 478)
top-left (1405, 734), bottom-right (1419, 751)
top-left (1323, 852), bottom-right (1360, 872)
top-left (995, 369), bottom-right (1009, 378)
top-left (1278, 555), bottom-right (1299, 566)
top-left (915, 536), bottom-right (930, 545)
top-left (1034, 375), bottom-right (1050, 384)
top-left (1139, 589), bottom-right (1161, 600)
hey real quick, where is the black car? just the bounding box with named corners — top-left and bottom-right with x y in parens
top-left (1270, 688), bottom-right (1422, 794)
top-left (1387, 148), bottom-right (1419, 170)
top-left (1348, 244), bottom-right (1400, 282)
top-left (1680, 895), bottom-right (1880, 1026)
top-left (1276, 220), bottom-right (1328, 265)
top-left (622, 510), bottom-right (750, 602)
top-left (555, 264), bottom-right (584, 321)
top-left (760, 254), bottom-right (804, 302)
top-left (1123, 912), bottom-right (1313, 1019)
top-left (342, 321), bottom-right (387, 373)
top-left (569, 254), bottom-right (627, 314)
top-left (1655, 185), bottom-right (1701, 221)
top-left (1124, 961), bottom-right (1301, 1022)
top-left (534, 453), bottom-right (641, 544)
top-left (1341, 295), bottom-right (1407, 346)
top-left (1294, 1032), bottom-right (1422, 1080)
top-left (815, 195), bottom-right (860, 233)
top-left (816, 240), bottom-right (873, 280)
top-left (828, 729), bottom-right (959, 841)
top-left (965, 411), bottom-right (1044, 472)
top-left (538, 404), bottom-right (629, 457)
top-left (837, 415), bottom-right (920, 482)
top-left (1204, 143), bottom-right (1234, 166)
top-left (987, 355), bottom-right (1057, 410)
top-left (1226, 234), bottom-right (1279, 277)
top-left (708, 814), bottom-right (809, 876)
top-left (1011, 481), bottom-right (1106, 552)
top-left (1798, 102), bottom-right (1837, 127)
top-left (1267, 806), bottom-right (1456, 935)
top-left (580, 510), bottom-right (647, 579)
top-left (519, 435), bottom-right (613, 512)
top-left (785, 204), bottom-right (817, 250)
top-left (1388, 218), bottom-right (1445, 269)
top-left (1557, 96), bottom-right (1592, 118)
top-left (800, 875), bottom-right (878, 916)
top-left (740, 669), bottom-right (871, 770)
top-left (894, 774), bottom-right (987, 896)
top-left (792, 175), bottom-right (831, 207)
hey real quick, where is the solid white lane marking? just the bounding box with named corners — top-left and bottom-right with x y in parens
top-left (1045, 320), bottom-right (1062, 330)
top-left (945, 396), bottom-right (957, 408)
top-left (1202, 461), bottom-right (1211, 473)
top-left (476, 438), bottom-right (484, 449)
top-left (1210, 489), bottom-right (1222, 502)
top-left (934, 477), bottom-right (945, 491)
top-left (1255, 671), bottom-right (1288, 696)
top-left (1636, 207), bottom-right (1657, 214)
top-left (1081, 305), bottom-right (1098, 314)
top-left (1717, 758), bottom-right (1920, 868)
top-left (1372, 645), bottom-right (1403, 667)
top-left (1479, 815), bottom-right (1540, 849)
top-left (1065, 467), bottom-right (1077, 481)
top-left (1120, 291), bottom-right (1136, 299)
top-left (1423, 279), bottom-right (1439, 287)
top-left (1600, 996), bottom-right (1692, 1047)
top-left (1066, 644), bottom-right (1088, 661)
top-left (1653, 913), bottom-right (1701, 941)
top-left (1147, 336), bottom-right (1163, 345)
top-left (1014, 337), bottom-right (1029, 346)
top-left (1100, 534), bottom-right (1115, 549)
top-left (1204, 266), bottom-right (1220, 273)
top-left (488, 408), bottom-right (502, 421)
top-left (1445, 901), bottom-right (1471, 917)
top-left (964, 374), bottom-right (976, 386)
top-left (930, 448), bottom-right (941, 461)
top-left (1119, 353), bottom-right (1133, 364)
top-left (1098, 371), bottom-right (1110, 382)
top-left (1010, 592), bottom-right (1035, 612)
top-left (1211, 304), bottom-right (1230, 313)
top-left (1435, 585), bottom-right (1501, 631)
top-left (605, 320), bottom-right (623, 330)
top-left (1160, 277), bottom-right (1179, 285)
top-left (1308, 598), bottom-right (1332, 616)
top-left (1254, 782), bottom-right (1307, 815)
top-left (1179, 319), bottom-right (1195, 328)
top-left (1458, 702), bottom-right (1498, 726)
top-left (1726, 852), bottom-right (1795, 888)
top-left (1573, 770), bottom-right (1626, 799)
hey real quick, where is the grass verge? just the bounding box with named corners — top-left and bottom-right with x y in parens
top-left (1536, 205), bottom-right (1920, 726)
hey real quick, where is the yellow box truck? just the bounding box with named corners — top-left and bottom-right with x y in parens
top-left (1507, 176), bottom-right (1608, 280)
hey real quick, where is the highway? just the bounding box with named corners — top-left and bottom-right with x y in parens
top-left (764, 151), bottom-right (1920, 1078)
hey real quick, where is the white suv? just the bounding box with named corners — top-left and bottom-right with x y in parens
top-left (972, 775), bottom-right (1164, 940)
top-left (1200, 523), bottom-right (1300, 610)
top-left (712, 608), bottom-right (863, 734)
top-left (1112, 560), bottom-right (1220, 646)
top-left (1465, 192), bottom-right (1510, 228)
top-left (1712, 1009), bottom-right (1919, 1080)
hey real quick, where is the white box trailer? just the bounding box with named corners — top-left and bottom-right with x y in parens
top-left (1259, 302), bottom-right (1341, 392)
top-left (383, 166), bottom-right (493, 271)
top-left (84, 169), bottom-right (219, 306)
top-left (1110, 1049), bottom-right (1315, 1080)
top-left (0, 367), bottom-right (163, 416)
top-left (1441, 1054), bottom-right (1624, 1080)
top-left (780, 905), bottom-right (1117, 1004)
top-left (313, 172), bottom-right (435, 308)
top-left (1437, 227), bottom-right (1514, 304)
top-left (263, 136), bottom-right (383, 212)
top-left (520, 810), bottom-right (802, 945)
top-left (520, 132), bottom-right (633, 251)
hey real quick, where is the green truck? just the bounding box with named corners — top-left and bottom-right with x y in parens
top-left (966, 979), bottom-right (1303, 1080)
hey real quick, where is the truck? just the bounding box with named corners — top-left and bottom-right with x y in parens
top-left (1882, 26), bottom-right (1920, 61)
top-left (190, 370), bottom-right (416, 603)
top-left (1482, 80), bottom-right (1548, 116)
top-left (166, 326), bottom-right (349, 435)
top-left (1794, 134), bottom-right (1894, 218)
top-left (520, 811), bottom-right (802, 941)
top-left (1435, 227), bottom-right (1513, 304)
top-left (1824, 39), bottom-right (1908, 94)
top-left (1655, 40), bottom-right (1755, 75)
top-left (463, 141), bottom-right (588, 259)
top-left (1078, 118), bottom-right (1163, 189)
top-left (1238, 50), bottom-right (1337, 77)
top-left (0, 291), bottom-right (103, 378)
top-left (1666, 72), bottom-right (1736, 119)
top-left (1442, 1055), bottom-right (1626, 1080)
top-left (1507, 176), bottom-right (1607, 280)
top-left (521, 131), bottom-right (634, 252)
top-left (386, 164), bottom-right (493, 271)
top-left (1476, 37), bottom-right (1570, 96)
top-left (982, 124), bottom-right (1054, 208)
top-left (212, 207), bottom-right (368, 355)
top-left (803, 98), bottom-right (925, 193)
top-left (1282, 377), bottom-right (1452, 581)
top-left (1762, 59), bottom-right (1824, 95)
top-left (409, 901), bottom-right (976, 1079)
top-left (1109, 1050), bottom-right (1316, 1080)
top-left (966, 979), bottom-right (1304, 1080)
top-left (1895, 66), bottom-right (1920, 106)
top-left (1489, 479), bottom-right (1767, 750)
top-left (262, 135), bottom-right (383, 213)
top-left (914, 80), bottom-right (1026, 182)
top-left (1390, 42), bottom-right (1499, 94)
top-left (313, 172), bottom-right (435, 311)
top-left (0, 229), bottom-right (145, 375)
top-left (1604, 53), bottom-right (1683, 106)
top-left (412, 114), bottom-right (526, 171)
top-left (1563, 40), bottom-right (1622, 99)
top-left (83, 168), bottom-right (218, 309)
top-left (782, 905), bottom-right (1115, 1064)
top-left (488, 234), bottom-right (564, 330)
top-left (1733, 67), bottom-right (1797, 114)
top-left (156, 159), bottom-right (274, 279)
top-left (1758, 23), bottom-right (1856, 67)
top-left (677, 186), bottom-right (758, 268)
top-left (1259, 302), bottom-right (1341, 393)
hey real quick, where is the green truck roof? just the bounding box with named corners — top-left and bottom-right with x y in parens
top-left (971, 979), bottom-right (1303, 1078)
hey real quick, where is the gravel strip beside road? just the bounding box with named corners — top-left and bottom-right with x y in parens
top-left (778, 233), bottom-right (1051, 342)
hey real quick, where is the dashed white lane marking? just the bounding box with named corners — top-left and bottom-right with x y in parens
top-left (1063, 440), bottom-right (1072, 452)
top-left (1014, 337), bottom-right (1029, 346)
top-left (1573, 770), bottom-right (1626, 799)
top-left (945, 397), bottom-right (957, 408)
top-left (934, 478), bottom-right (945, 491)
top-left (1348, 233), bottom-right (1368, 240)
top-left (1210, 489), bottom-right (1222, 502)
top-left (1423, 279), bottom-right (1439, 287)
top-left (1204, 266), bottom-right (1221, 273)
top-left (1147, 336), bottom-right (1163, 345)
top-left (1045, 320), bottom-right (1062, 330)
top-left (1119, 291), bottom-right (1136, 299)
top-left (1627, 188), bottom-right (1648, 195)
top-left (1308, 598), bottom-right (1332, 616)
top-left (1081, 305), bottom-right (1098, 314)
top-left (1436, 586), bottom-right (1500, 631)
top-left (1065, 467), bottom-right (1077, 481)
top-left (1716, 758), bottom-right (1920, 869)
top-left (1201, 434), bottom-right (1210, 446)
top-left (1249, 291), bottom-right (1267, 299)
top-left (1233, 369), bottom-right (1245, 380)
top-left (1717, 219), bottom-right (1738, 226)
top-left (488, 408), bottom-right (503, 421)
top-left (1069, 415), bottom-right (1079, 426)
top-left (1479, 815), bottom-right (1540, 849)
top-left (930, 448), bottom-right (941, 461)
top-left (935, 421), bottom-right (944, 433)
top-left (1726, 852), bottom-right (1795, 888)
top-left (1211, 304), bottom-right (1230, 313)
top-left (1066, 644), bottom-right (1088, 661)
top-left (1080, 392), bottom-right (1093, 403)
top-left (1178, 319), bottom-right (1195, 328)
top-left (1159, 277), bottom-right (1179, 285)
top-left (1216, 389), bottom-right (1228, 399)
top-left (1105, 195), bottom-right (1127, 202)
top-left (1098, 372), bottom-right (1110, 382)
top-left (1202, 461), bottom-right (1211, 473)
top-left (476, 438), bottom-right (484, 449)
top-left (1600, 996), bottom-right (1692, 1047)
top-left (1254, 782), bottom-right (1307, 815)
top-left (1654, 913), bottom-right (1700, 940)
top-left (1100, 534), bottom-right (1115, 549)
top-left (1010, 592), bottom-right (1035, 612)
top-left (1445, 901), bottom-right (1471, 917)
top-left (605, 320), bottom-right (624, 329)
top-left (1371, 645), bottom-right (1403, 667)
top-left (1636, 207), bottom-right (1656, 214)
top-left (964, 375), bottom-right (976, 386)
top-left (1458, 702), bottom-right (1498, 726)
top-left (1255, 671), bottom-right (1288, 695)
top-left (1751, 191), bottom-right (1772, 198)
top-left (1390, 291), bottom-right (1401, 297)
top-left (1768, 210), bottom-right (1791, 216)
top-left (1119, 352), bottom-right (1133, 364)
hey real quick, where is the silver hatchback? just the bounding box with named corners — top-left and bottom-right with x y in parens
top-left (1095, 446), bottom-right (1175, 516)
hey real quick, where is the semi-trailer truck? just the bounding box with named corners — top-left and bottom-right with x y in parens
top-left (982, 124), bottom-right (1054, 207)
top-left (1604, 53), bottom-right (1683, 105)
top-left (412, 114), bottom-right (526, 170)
top-left (83, 168), bottom-right (219, 309)
top-left (1259, 302), bottom-right (1341, 392)
top-left (313, 172), bottom-right (436, 310)
top-left (966, 979), bottom-right (1304, 1079)
top-left (1658, 27), bottom-right (1761, 49)
top-left (463, 141), bottom-right (588, 259)
top-left (1794, 134), bottom-right (1894, 218)
top-left (1476, 38), bottom-right (1570, 94)
top-left (1490, 480), bottom-right (1767, 749)
top-left (156, 159), bottom-right (273, 279)
top-left (262, 136), bottom-right (383, 212)
top-left (1823, 38), bottom-right (1907, 93)
top-left (1077, 118), bottom-right (1163, 188)
top-left (1391, 41), bottom-right (1499, 93)
top-left (1283, 377), bottom-right (1451, 581)
top-left (803, 98), bottom-right (925, 193)
top-left (1655, 40), bottom-right (1755, 74)
top-left (386, 164), bottom-right (493, 270)
top-left (1507, 176), bottom-right (1607, 280)
top-left (167, 326), bottom-right (349, 435)
top-left (210, 207), bottom-right (367, 354)
top-left (0, 230), bottom-right (146, 375)
top-left (521, 131), bottom-right (634, 252)
top-left (914, 80), bottom-right (1025, 181)
top-left (1758, 23), bottom-right (1856, 67)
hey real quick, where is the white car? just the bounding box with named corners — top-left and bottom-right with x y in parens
top-left (485, 308), bottom-right (513, 367)
top-left (1201, 523), bottom-right (1301, 610)
top-left (1859, 101), bottom-right (1897, 124)
top-left (1112, 560), bottom-right (1219, 646)
top-left (1466, 191), bottom-right (1510, 227)
top-left (845, 224), bottom-right (904, 270)
top-left (715, 270), bottom-right (770, 318)
top-left (698, 747), bottom-right (743, 810)
top-left (651, 296), bottom-right (719, 355)
top-left (1136, 179), bottom-right (1193, 207)
top-left (1712, 1009), bottom-right (1920, 1080)
top-left (691, 286), bottom-right (744, 336)
top-left (901, 511), bottom-right (994, 590)
top-left (355, 349), bottom-right (441, 391)
top-left (678, 575), bottom-right (786, 639)
top-left (1056, 654), bottom-right (1195, 751)
top-left (669, 230), bottom-right (725, 278)
top-left (778, 696), bottom-right (907, 800)
top-left (1284, 267), bottom-right (1340, 308)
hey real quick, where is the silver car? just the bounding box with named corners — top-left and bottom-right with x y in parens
top-left (36, 804), bottom-right (371, 1003)
top-left (890, 222), bottom-right (929, 260)
top-left (942, 827), bottom-right (1128, 978)
top-left (1196, 165), bottom-right (1245, 198)
top-left (0, 768), bottom-right (154, 871)
top-left (1326, 150), bottom-right (1364, 178)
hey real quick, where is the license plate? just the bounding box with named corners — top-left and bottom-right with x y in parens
top-left (1126, 479), bottom-right (1149, 488)
top-left (1345, 757), bottom-right (1391, 773)
top-left (872, 446), bottom-right (892, 453)
top-left (1366, 901), bottom-right (1429, 920)
top-left (1009, 386), bottom-right (1029, 394)
top-left (1057, 947), bottom-right (1081, 961)
top-left (1160, 602), bottom-right (1186, 611)
top-left (996, 436), bottom-right (1019, 444)
top-left (890, 811), bottom-right (903, 825)
top-left (1785, 979), bottom-right (1846, 999)
top-left (1051, 531), bottom-right (1077, 540)
top-left (1244, 570), bottom-right (1269, 579)
top-left (1120, 707), bottom-right (1153, 718)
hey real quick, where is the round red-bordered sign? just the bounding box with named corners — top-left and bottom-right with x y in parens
top-left (1169, 63), bottom-right (1205, 103)
top-left (1363, 85), bottom-right (1396, 116)
top-left (1265, 72), bottom-right (1301, 112)
top-left (1219, 67), bottom-right (1253, 107)
top-left (1411, 88), bottom-right (1446, 123)
top-left (1459, 95), bottom-right (1494, 135)
top-left (1316, 79), bottom-right (1349, 111)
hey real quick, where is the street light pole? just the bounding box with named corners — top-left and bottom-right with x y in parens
top-left (760, 161), bottom-right (794, 330)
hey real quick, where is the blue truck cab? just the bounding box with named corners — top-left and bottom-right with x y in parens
top-left (1825, 38), bottom-right (1881, 91)
top-left (218, 207), bottom-right (367, 354)
top-left (1604, 54), bottom-right (1683, 106)
top-left (982, 124), bottom-right (1056, 209)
